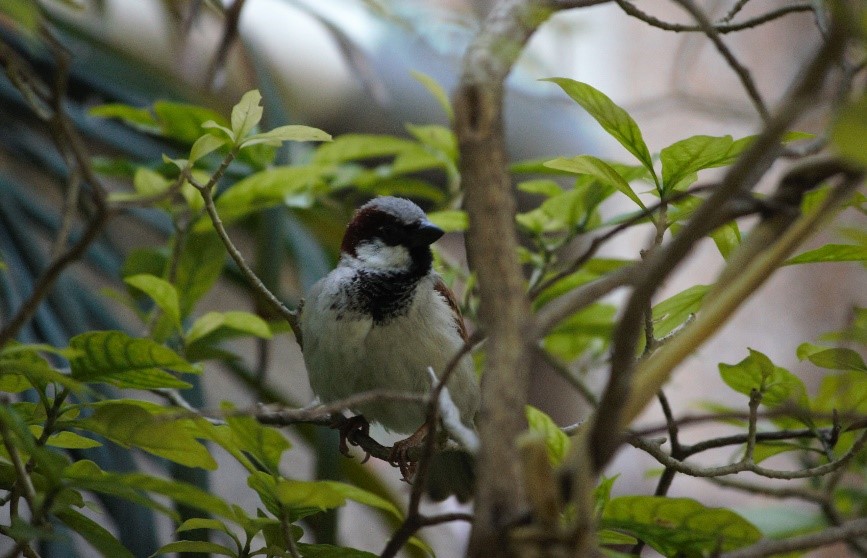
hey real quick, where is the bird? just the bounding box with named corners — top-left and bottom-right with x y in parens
top-left (300, 196), bottom-right (479, 486)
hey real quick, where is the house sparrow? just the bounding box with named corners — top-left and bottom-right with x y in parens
top-left (301, 196), bottom-right (479, 483)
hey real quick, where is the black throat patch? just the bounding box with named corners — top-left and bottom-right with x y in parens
top-left (347, 269), bottom-right (425, 325)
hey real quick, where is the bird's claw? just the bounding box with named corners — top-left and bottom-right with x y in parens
top-left (334, 415), bottom-right (370, 461)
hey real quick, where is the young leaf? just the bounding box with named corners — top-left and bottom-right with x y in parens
top-left (660, 135), bottom-right (737, 193)
top-left (797, 344), bottom-right (867, 372)
top-left (718, 349), bottom-right (809, 408)
top-left (525, 405), bottom-right (570, 465)
top-left (186, 311), bottom-right (272, 346)
top-left (230, 90), bottom-right (264, 140)
top-left (542, 78), bottom-right (657, 184)
top-left (545, 155), bottom-right (646, 210)
top-left (427, 210), bottom-right (468, 232)
top-left (76, 403), bottom-right (217, 469)
top-left (189, 134), bottom-right (227, 163)
top-left (124, 274), bottom-right (181, 331)
top-left (68, 330), bottom-right (198, 389)
top-left (55, 508), bottom-right (135, 558)
top-left (652, 284), bottom-right (709, 338)
top-left (240, 125), bottom-right (332, 148)
top-left (601, 496), bottom-right (761, 555)
top-left (411, 70), bottom-right (454, 121)
top-left (154, 101), bottom-right (227, 144)
top-left (784, 244), bottom-right (867, 265)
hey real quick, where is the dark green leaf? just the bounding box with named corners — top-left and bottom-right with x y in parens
top-left (56, 509), bottom-right (135, 558)
top-left (601, 496), bottom-right (761, 556)
top-left (542, 78), bottom-right (656, 183)
top-left (174, 230), bottom-right (226, 316)
top-left (68, 331), bottom-right (198, 389)
top-left (151, 541), bottom-right (237, 557)
top-left (295, 544), bottom-right (378, 558)
top-left (784, 244), bottom-right (867, 265)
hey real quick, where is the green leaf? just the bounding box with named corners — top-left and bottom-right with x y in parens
top-left (189, 134), bottom-right (227, 163)
top-left (545, 155), bottom-right (646, 210)
top-left (89, 103), bottom-right (160, 133)
top-left (124, 274), bottom-right (181, 331)
top-left (151, 541), bottom-right (237, 557)
top-left (813, 371), bottom-right (867, 417)
top-left (29, 426), bottom-right (101, 449)
top-left (176, 517), bottom-right (232, 534)
top-left (174, 230), bottom-right (226, 316)
top-left (542, 78), bottom-right (656, 184)
top-left (652, 285), bottom-right (709, 338)
top-left (275, 479), bottom-right (347, 511)
top-left (406, 123), bottom-right (458, 162)
top-left (295, 544), bottom-right (378, 558)
top-left (411, 70), bottom-right (454, 121)
top-left (594, 475), bottom-right (618, 517)
top-left (226, 410), bottom-right (291, 475)
top-left (231, 90), bottom-right (264, 140)
top-left (202, 165), bottom-right (324, 228)
top-left (0, 345), bottom-right (84, 393)
top-left (517, 179), bottom-right (564, 198)
top-left (784, 244), bottom-right (867, 265)
top-left (313, 134), bottom-right (420, 164)
top-left (316, 481), bottom-right (403, 520)
top-left (660, 135), bottom-right (740, 193)
top-left (601, 496), bottom-right (761, 556)
top-left (718, 349), bottom-right (809, 408)
top-left (68, 331), bottom-right (198, 389)
top-left (543, 303), bottom-right (616, 362)
top-left (133, 167), bottom-right (171, 196)
top-left (153, 101), bottom-right (227, 144)
top-left (525, 405), bottom-right (570, 465)
top-left (427, 210), bottom-right (468, 232)
top-left (598, 530), bottom-right (638, 546)
top-left (797, 345), bottom-right (867, 372)
top-left (186, 311), bottom-right (272, 346)
top-left (76, 404), bottom-right (217, 469)
top-left (831, 94), bottom-right (867, 166)
top-left (241, 124), bottom-right (332, 148)
top-left (752, 441), bottom-right (812, 464)
top-left (709, 220), bottom-right (741, 259)
top-left (56, 509), bottom-right (135, 558)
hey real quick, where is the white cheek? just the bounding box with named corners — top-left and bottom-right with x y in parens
top-left (352, 240), bottom-right (411, 271)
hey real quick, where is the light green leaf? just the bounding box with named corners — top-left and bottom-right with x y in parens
top-left (543, 303), bottom-right (616, 362)
top-left (29, 426), bottom-right (101, 449)
top-left (517, 179), bottom-right (564, 198)
top-left (56, 509), bottom-right (135, 558)
top-left (831, 94), bottom-right (867, 166)
top-left (427, 210), bottom-right (468, 232)
top-left (812, 371), bottom-right (867, 416)
top-left (545, 155), bottom-right (646, 210)
top-left (411, 70), bottom-right (454, 121)
top-left (231, 90), bottom-right (264, 140)
top-left (598, 530), bottom-right (637, 546)
top-left (652, 285), bottom-right (709, 338)
top-left (186, 311), bottom-right (272, 346)
top-left (784, 244), bottom-right (867, 265)
top-left (316, 481), bottom-right (403, 520)
top-left (601, 496), bottom-right (761, 556)
top-left (124, 274), bottom-right (181, 330)
top-left (176, 518), bottom-right (232, 534)
top-left (660, 135), bottom-right (736, 193)
top-left (709, 220), bottom-right (741, 259)
top-left (241, 125), bottom-right (332, 148)
top-left (134, 167), bottom-right (171, 196)
top-left (189, 134), bottom-right (227, 163)
top-left (202, 120), bottom-right (235, 142)
top-left (89, 103), bottom-right (159, 133)
top-left (797, 344), bottom-right (867, 372)
top-left (68, 331), bottom-right (198, 389)
top-left (313, 134), bottom-right (420, 164)
top-left (154, 101), bottom-right (227, 144)
top-left (406, 123), bottom-right (458, 162)
top-left (525, 405), bottom-right (570, 465)
top-left (719, 349), bottom-right (809, 408)
top-left (0, 346), bottom-right (85, 393)
top-left (151, 541), bottom-right (237, 557)
top-left (542, 78), bottom-right (656, 184)
top-left (275, 479), bottom-right (347, 511)
top-left (76, 404), bottom-right (217, 469)
top-left (226, 410), bottom-right (291, 475)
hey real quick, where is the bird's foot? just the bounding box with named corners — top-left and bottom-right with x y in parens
top-left (333, 415), bottom-right (371, 462)
top-left (389, 422), bottom-right (430, 482)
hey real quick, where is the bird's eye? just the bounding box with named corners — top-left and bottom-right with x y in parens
top-left (378, 223), bottom-right (403, 245)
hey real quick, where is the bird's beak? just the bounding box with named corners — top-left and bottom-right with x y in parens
top-left (409, 220), bottom-right (445, 247)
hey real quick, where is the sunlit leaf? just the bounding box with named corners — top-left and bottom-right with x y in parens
top-left (76, 403), bottom-right (217, 469)
top-left (601, 496), bottom-right (761, 555)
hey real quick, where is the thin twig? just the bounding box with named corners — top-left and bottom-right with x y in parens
top-left (720, 517), bottom-right (867, 558)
